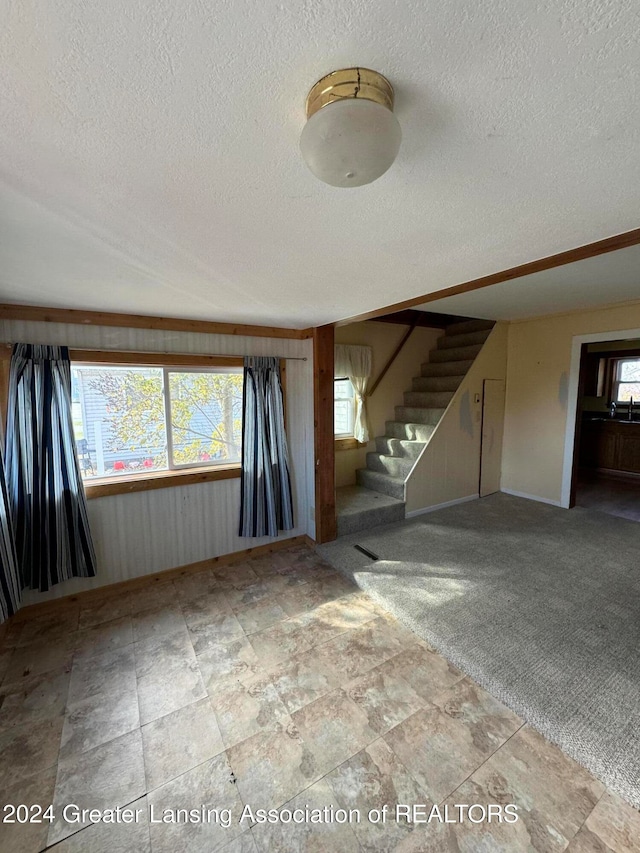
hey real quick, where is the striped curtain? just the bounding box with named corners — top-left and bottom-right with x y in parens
top-left (239, 356), bottom-right (294, 537)
top-left (6, 344), bottom-right (97, 592)
top-left (0, 442), bottom-right (21, 623)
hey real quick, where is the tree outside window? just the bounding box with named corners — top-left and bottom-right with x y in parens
top-left (614, 358), bottom-right (640, 403)
top-left (71, 364), bottom-right (243, 479)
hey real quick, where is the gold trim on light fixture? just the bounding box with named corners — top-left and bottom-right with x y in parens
top-left (305, 67), bottom-right (395, 119)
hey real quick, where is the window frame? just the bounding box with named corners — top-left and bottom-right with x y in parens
top-left (612, 356), bottom-right (640, 404)
top-left (334, 376), bottom-right (356, 439)
top-left (162, 365), bottom-right (243, 471)
top-left (333, 376), bottom-right (365, 450)
top-left (67, 349), bottom-right (249, 498)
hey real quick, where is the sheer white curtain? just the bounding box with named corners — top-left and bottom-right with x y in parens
top-left (335, 344), bottom-right (373, 443)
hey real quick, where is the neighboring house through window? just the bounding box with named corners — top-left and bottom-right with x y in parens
top-left (71, 362), bottom-right (243, 481)
top-left (613, 358), bottom-right (640, 403)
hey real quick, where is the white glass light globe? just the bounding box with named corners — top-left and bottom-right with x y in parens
top-left (300, 98), bottom-right (401, 188)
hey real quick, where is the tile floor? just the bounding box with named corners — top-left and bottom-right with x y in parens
top-left (0, 543), bottom-right (638, 852)
top-left (575, 472), bottom-right (640, 522)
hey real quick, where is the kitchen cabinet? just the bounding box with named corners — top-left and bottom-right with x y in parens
top-left (583, 354), bottom-right (606, 398)
top-left (580, 419), bottom-right (640, 474)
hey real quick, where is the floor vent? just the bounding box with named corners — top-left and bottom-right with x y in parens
top-left (354, 544), bottom-right (379, 561)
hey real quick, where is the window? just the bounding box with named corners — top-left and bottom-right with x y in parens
top-left (613, 358), bottom-right (640, 403)
top-left (71, 363), bottom-right (243, 481)
top-left (334, 378), bottom-right (355, 437)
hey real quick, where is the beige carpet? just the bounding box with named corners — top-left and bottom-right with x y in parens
top-left (318, 493), bottom-right (640, 808)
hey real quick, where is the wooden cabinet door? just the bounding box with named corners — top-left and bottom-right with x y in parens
top-left (617, 432), bottom-right (640, 473)
top-left (594, 429), bottom-right (618, 469)
top-left (579, 423), bottom-right (598, 468)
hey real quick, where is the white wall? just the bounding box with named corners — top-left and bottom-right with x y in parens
top-left (501, 300), bottom-right (640, 505)
top-left (0, 319), bottom-right (314, 601)
top-left (406, 323), bottom-right (509, 513)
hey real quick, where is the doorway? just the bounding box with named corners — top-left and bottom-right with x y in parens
top-left (568, 336), bottom-right (640, 522)
top-left (480, 379), bottom-right (506, 497)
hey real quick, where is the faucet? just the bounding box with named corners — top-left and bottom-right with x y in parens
top-left (610, 401), bottom-right (617, 419)
top-left (629, 397), bottom-right (634, 421)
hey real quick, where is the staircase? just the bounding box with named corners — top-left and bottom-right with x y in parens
top-left (336, 318), bottom-right (495, 536)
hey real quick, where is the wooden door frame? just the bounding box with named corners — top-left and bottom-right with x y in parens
top-left (313, 324), bottom-right (336, 543)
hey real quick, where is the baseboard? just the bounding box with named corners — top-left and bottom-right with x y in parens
top-left (594, 467), bottom-right (640, 482)
top-left (11, 534), bottom-right (310, 622)
top-left (405, 494), bottom-right (479, 518)
top-left (303, 534), bottom-right (317, 547)
top-left (500, 488), bottom-right (563, 507)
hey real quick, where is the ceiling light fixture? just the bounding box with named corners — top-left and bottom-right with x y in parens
top-left (300, 67), bottom-right (401, 188)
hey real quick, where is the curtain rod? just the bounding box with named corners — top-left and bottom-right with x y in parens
top-left (0, 343), bottom-right (307, 361)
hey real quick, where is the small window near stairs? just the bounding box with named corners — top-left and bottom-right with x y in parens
top-left (334, 378), bottom-right (355, 437)
top-left (334, 378), bottom-right (364, 450)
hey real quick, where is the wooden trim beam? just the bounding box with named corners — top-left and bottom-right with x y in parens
top-left (3, 228), bottom-right (640, 338)
top-left (313, 324), bottom-right (336, 544)
top-left (368, 319), bottom-right (418, 398)
top-left (368, 310), bottom-right (469, 328)
top-left (0, 303), bottom-right (313, 340)
top-left (85, 465), bottom-right (240, 499)
top-left (335, 437), bottom-right (366, 451)
top-left (0, 344), bottom-right (245, 369)
top-left (339, 227), bottom-right (640, 325)
top-left (587, 347), bottom-right (640, 360)
top-left (69, 349), bottom-right (243, 368)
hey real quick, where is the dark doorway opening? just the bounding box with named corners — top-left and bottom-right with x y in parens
top-left (571, 339), bottom-right (640, 522)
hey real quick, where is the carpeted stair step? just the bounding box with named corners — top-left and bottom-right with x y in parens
top-left (366, 452), bottom-right (415, 479)
top-left (375, 436), bottom-right (425, 460)
top-left (430, 344), bottom-right (483, 363)
top-left (335, 485), bottom-right (405, 537)
top-left (395, 406), bottom-right (445, 425)
top-left (403, 390), bottom-right (454, 409)
top-left (411, 374), bottom-right (465, 392)
top-left (445, 318), bottom-right (495, 336)
top-left (356, 468), bottom-right (405, 500)
top-left (437, 329), bottom-right (492, 350)
top-left (345, 316), bottom-right (494, 536)
top-left (421, 359), bottom-right (475, 377)
top-left (385, 421), bottom-right (437, 441)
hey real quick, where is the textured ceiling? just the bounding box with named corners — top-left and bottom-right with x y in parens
top-left (416, 242), bottom-right (640, 320)
top-left (1, 0), bottom-right (639, 328)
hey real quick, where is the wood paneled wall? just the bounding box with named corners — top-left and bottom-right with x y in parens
top-left (0, 318), bottom-right (314, 603)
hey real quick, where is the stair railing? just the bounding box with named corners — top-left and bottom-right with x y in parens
top-left (367, 318), bottom-right (418, 398)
